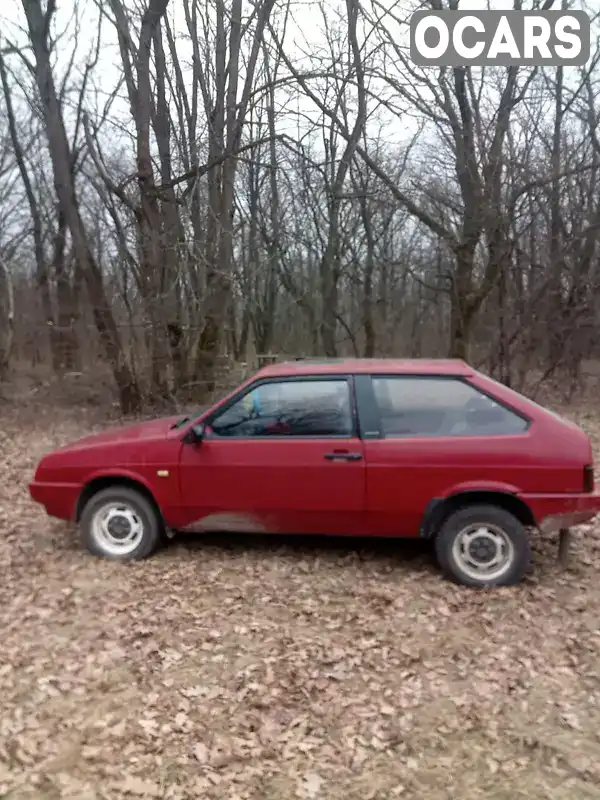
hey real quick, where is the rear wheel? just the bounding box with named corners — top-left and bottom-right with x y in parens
top-left (435, 504), bottom-right (531, 587)
top-left (80, 487), bottom-right (161, 561)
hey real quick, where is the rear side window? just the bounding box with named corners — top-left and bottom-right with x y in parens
top-left (371, 376), bottom-right (529, 438)
top-left (210, 379), bottom-right (353, 437)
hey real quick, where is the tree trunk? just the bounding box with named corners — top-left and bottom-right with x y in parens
top-left (448, 241), bottom-right (478, 361)
top-left (52, 208), bottom-right (79, 371)
top-left (0, 260), bottom-right (14, 382)
top-left (22, 0), bottom-right (140, 413)
top-left (448, 299), bottom-right (476, 361)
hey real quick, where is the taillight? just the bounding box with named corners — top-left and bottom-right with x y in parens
top-left (584, 465), bottom-right (594, 493)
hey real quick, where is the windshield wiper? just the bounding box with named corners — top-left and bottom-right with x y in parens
top-left (171, 404), bottom-right (210, 430)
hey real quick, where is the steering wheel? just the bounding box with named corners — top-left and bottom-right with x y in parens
top-left (264, 418), bottom-right (292, 434)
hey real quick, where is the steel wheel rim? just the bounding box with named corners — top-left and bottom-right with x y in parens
top-left (451, 522), bottom-right (515, 582)
top-left (90, 501), bottom-right (144, 556)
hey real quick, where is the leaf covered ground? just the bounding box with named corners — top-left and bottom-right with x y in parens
top-left (2, 394), bottom-right (600, 799)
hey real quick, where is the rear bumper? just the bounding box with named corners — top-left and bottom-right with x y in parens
top-left (29, 481), bottom-right (81, 521)
top-left (522, 492), bottom-right (600, 533)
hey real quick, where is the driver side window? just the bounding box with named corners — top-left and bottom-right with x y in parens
top-left (371, 377), bottom-right (529, 438)
top-left (209, 379), bottom-right (353, 438)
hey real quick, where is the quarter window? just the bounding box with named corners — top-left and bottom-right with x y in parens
top-left (371, 377), bottom-right (529, 438)
top-left (209, 379), bottom-right (353, 437)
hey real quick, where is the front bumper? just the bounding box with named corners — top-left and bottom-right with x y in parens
top-left (29, 481), bottom-right (81, 521)
top-left (521, 492), bottom-right (600, 533)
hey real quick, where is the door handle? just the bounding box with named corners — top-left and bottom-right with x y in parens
top-left (324, 452), bottom-right (363, 461)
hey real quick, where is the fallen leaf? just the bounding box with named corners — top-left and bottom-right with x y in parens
top-left (297, 772), bottom-right (324, 799)
top-left (119, 775), bottom-right (161, 797)
top-left (194, 742), bottom-right (209, 763)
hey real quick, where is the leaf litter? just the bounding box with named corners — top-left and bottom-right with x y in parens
top-left (1, 398), bottom-right (600, 798)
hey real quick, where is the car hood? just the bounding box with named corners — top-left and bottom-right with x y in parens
top-left (56, 415), bottom-right (184, 452)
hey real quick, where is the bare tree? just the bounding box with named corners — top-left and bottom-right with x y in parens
top-left (17, 0), bottom-right (141, 411)
top-left (102, 0), bottom-right (174, 399)
top-left (0, 0), bottom-right (599, 405)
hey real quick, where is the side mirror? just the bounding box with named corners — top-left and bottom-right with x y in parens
top-left (189, 423), bottom-right (206, 444)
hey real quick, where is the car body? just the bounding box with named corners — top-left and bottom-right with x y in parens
top-left (30, 358), bottom-right (600, 587)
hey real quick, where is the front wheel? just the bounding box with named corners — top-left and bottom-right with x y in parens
top-left (80, 487), bottom-right (162, 561)
top-left (435, 504), bottom-right (531, 588)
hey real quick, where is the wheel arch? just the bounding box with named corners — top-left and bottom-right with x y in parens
top-left (75, 474), bottom-right (162, 523)
top-left (420, 490), bottom-right (536, 539)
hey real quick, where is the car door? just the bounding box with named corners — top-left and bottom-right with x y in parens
top-left (178, 375), bottom-right (367, 535)
top-left (355, 374), bottom-right (531, 536)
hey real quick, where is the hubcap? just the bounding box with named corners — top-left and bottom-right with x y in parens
top-left (91, 502), bottom-right (144, 556)
top-left (452, 523), bottom-right (514, 582)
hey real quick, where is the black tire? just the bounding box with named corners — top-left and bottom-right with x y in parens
top-left (80, 486), bottom-right (162, 561)
top-left (435, 504), bottom-right (531, 588)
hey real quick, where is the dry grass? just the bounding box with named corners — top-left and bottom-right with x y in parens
top-left (2, 386), bottom-right (600, 799)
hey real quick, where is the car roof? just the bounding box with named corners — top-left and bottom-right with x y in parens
top-left (255, 358), bottom-right (474, 378)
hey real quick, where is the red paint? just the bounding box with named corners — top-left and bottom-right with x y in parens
top-left (29, 359), bottom-right (600, 537)
top-left (178, 438), bottom-right (366, 535)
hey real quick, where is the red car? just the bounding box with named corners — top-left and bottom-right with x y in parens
top-left (30, 358), bottom-right (600, 587)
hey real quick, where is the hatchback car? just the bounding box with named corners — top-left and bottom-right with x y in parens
top-left (29, 358), bottom-right (600, 587)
